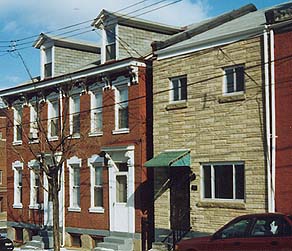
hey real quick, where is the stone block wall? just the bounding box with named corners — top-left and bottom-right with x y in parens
top-left (152, 37), bottom-right (266, 234)
top-left (54, 46), bottom-right (99, 76)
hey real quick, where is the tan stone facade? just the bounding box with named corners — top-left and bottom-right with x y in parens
top-left (152, 37), bottom-right (267, 234)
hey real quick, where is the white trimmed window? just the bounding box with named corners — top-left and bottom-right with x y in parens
top-left (223, 65), bottom-right (245, 94)
top-left (114, 85), bottom-right (129, 132)
top-left (48, 99), bottom-right (59, 139)
top-left (13, 106), bottom-right (22, 144)
top-left (12, 161), bottom-right (23, 208)
top-left (29, 104), bottom-right (39, 141)
top-left (105, 25), bottom-right (116, 62)
top-left (70, 95), bottom-right (80, 138)
top-left (90, 91), bottom-right (103, 135)
top-left (170, 75), bottom-right (187, 102)
top-left (88, 155), bottom-right (104, 213)
top-left (68, 156), bottom-right (81, 212)
top-left (202, 162), bottom-right (244, 200)
top-left (28, 160), bottom-right (40, 209)
top-left (0, 170), bottom-right (3, 185)
top-left (43, 47), bottom-right (53, 79)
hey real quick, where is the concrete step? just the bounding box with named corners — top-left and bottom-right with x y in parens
top-left (21, 239), bottom-right (45, 249)
top-left (94, 235), bottom-right (133, 251)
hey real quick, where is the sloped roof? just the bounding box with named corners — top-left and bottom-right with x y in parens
top-left (155, 1), bottom-right (292, 57)
top-left (92, 9), bottom-right (182, 35)
top-left (33, 33), bottom-right (100, 54)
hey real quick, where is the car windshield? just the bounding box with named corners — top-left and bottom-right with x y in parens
top-left (216, 218), bottom-right (251, 239)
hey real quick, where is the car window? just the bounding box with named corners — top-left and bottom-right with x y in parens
top-left (216, 219), bottom-right (251, 239)
top-left (250, 217), bottom-right (291, 237)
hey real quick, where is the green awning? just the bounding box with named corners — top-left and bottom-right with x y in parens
top-left (144, 150), bottom-right (190, 167)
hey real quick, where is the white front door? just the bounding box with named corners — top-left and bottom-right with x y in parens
top-left (107, 147), bottom-right (135, 233)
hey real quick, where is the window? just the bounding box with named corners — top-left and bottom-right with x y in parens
top-left (44, 63), bottom-right (52, 78)
top-left (12, 161), bottom-right (23, 208)
top-left (202, 163), bottom-right (244, 200)
top-left (70, 95), bottom-right (80, 137)
top-left (48, 99), bottom-right (59, 139)
top-left (250, 217), bottom-right (289, 237)
top-left (88, 155), bottom-right (104, 213)
top-left (170, 76), bottom-right (187, 102)
top-left (90, 91), bottom-right (103, 135)
top-left (13, 106), bottom-right (22, 143)
top-left (105, 26), bottom-right (116, 61)
top-left (223, 65), bottom-right (245, 94)
top-left (0, 170), bottom-right (2, 185)
top-left (29, 104), bottom-right (38, 141)
top-left (115, 86), bottom-right (129, 130)
top-left (116, 163), bottom-right (128, 203)
top-left (216, 218), bottom-right (251, 239)
top-left (68, 156), bottom-right (81, 212)
top-left (43, 48), bottom-right (52, 79)
top-left (29, 160), bottom-right (40, 209)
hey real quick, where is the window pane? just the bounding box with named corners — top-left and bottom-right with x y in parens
top-left (225, 69), bottom-right (234, 93)
top-left (74, 168), bottom-right (80, 186)
top-left (44, 63), bottom-right (52, 78)
top-left (172, 79), bottom-right (179, 101)
top-left (94, 187), bottom-right (103, 207)
top-left (106, 27), bottom-right (116, 44)
top-left (73, 114), bottom-right (80, 134)
top-left (117, 163), bottom-right (128, 172)
top-left (215, 165), bottom-right (233, 199)
top-left (203, 165), bottom-right (211, 198)
top-left (51, 118), bottom-right (59, 137)
top-left (116, 175), bottom-right (127, 203)
top-left (119, 107), bottom-right (128, 129)
top-left (235, 164), bottom-right (244, 199)
top-left (94, 167), bottom-right (102, 185)
top-left (180, 77), bottom-right (187, 100)
top-left (106, 44), bottom-right (116, 61)
top-left (236, 67), bottom-right (245, 92)
top-left (251, 218), bottom-right (281, 237)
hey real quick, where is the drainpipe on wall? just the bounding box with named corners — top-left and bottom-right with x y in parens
top-left (270, 28), bottom-right (276, 213)
top-left (264, 27), bottom-right (272, 213)
top-left (59, 89), bottom-right (66, 247)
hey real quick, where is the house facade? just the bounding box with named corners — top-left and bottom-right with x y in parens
top-left (146, 3), bottom-right (285, 245)
top-left (0, 10), bottom-right (181, 251)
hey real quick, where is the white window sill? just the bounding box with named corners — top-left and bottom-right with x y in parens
top-left (112, 128), bottom-right (130, 135)
top-left (29, 204), bottom-right (40, 210)
top-left (12, 141), bottom-right (22, 146)
top-left (89, 207), bottom-right (105, 213)
top-left (29, 140), bottom-right (40, 144)
top-left (48, 136), bottom-right (59, 141)
top-left (13, 203), bottom-right (23, 209)
top-left (197, 200), bottom-right (245, 209)
top-left (88, 132), bottom-right (103, 137)
top-left (68, 207), bottom-right (81, 212)
top-left (69, 134), bottom-right (80, 139)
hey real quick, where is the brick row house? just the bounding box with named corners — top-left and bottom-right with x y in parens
top-left (0, 10), bottom-right (181, 251)
top-left (145, 2), bottom-right (292, 246)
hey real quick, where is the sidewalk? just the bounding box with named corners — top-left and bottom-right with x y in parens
top-left (14, 248), bottom-right (84, 251)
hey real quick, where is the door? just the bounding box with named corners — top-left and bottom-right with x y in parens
top-left (170, 167), bottom-right (190, 231)
top-left (108, 149), bottom-right (135, 233)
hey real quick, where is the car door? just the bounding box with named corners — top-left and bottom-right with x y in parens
top-left (247, 216), bottom-right (292, 251)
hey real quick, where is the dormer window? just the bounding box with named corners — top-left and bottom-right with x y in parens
top-left (105, 26), bottom-right (116, 61)
top-left (42, 47), bottom-right (53, 79)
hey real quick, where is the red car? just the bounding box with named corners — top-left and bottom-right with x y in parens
top-left (175, 213), bottom-right (292, 251)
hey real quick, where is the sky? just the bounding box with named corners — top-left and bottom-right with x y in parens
top-left (0, 0), bottom-right (287, 89)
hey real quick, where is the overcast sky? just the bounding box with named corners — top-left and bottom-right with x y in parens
top-left (0, 0), bottom-right (287, 89)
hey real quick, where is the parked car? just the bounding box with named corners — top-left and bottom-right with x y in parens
top-left (0, 235), bottom-right (14, 251)
top-left (175, 213), bottom-right (292, 251)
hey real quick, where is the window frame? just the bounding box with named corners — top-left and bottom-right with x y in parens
top-left (0, 170), bottom-right (3, 185)
top-left (67, 156), bottom-right (82, 212)
top-left (29, 103), bottom-right (39, 142)
top-left (89, 90), bottom-right (103, 136)
top-left (113, 83), bottom-right (129, 134)
top-left (169, 75), bottom-right (187, 103)
top-left (223, 65), bottom-right (245, 95)
top-left (201, 162), bottom-right (245, 201)
top-left (12, 161), bottom-right (23, 209)
top-left (47, 98), bottom-right (59, 140)
top-left (28, 160), bottom-right (40, 210)
top-left (104, 25), bottom-right (116, 62)
top-left (88, 155), bottom-right (104, 213)
top-left (13, 106), bottom-right (23, 144)
top-left (69, 95), bottom-right (81, 138)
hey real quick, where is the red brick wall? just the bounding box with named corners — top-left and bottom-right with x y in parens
top-left (0, 116), bottom-right (7, 213)
top-left (6, 66), bottom-right (151, 233)
top-left (275, 29), bottom-right (292, 214)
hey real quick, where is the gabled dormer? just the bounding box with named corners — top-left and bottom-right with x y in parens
top-left (33, 33), bottom-right (101, 80)
top-left (92, 9), bottom-right (182, 64)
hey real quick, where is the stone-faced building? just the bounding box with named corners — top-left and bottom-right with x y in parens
top-left (146, 3), bottom-right (285, 246)
top-left (0, 10), bottom-right (181, 251)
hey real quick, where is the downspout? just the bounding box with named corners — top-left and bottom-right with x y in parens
top-left (59, 89), bottom-right (66, 247)
top-left (264, 27), bottom-right (272, 212)
top-left (270, 28), bottom-right (276, 212)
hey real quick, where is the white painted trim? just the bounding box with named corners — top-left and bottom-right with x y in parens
top-left (28, 160), bottom-right (40, 209)
top-left (12, 161), bottom-right (23, 209)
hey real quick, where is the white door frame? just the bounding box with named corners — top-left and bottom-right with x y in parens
top-left (102, 145), bottom-right (135, 233)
